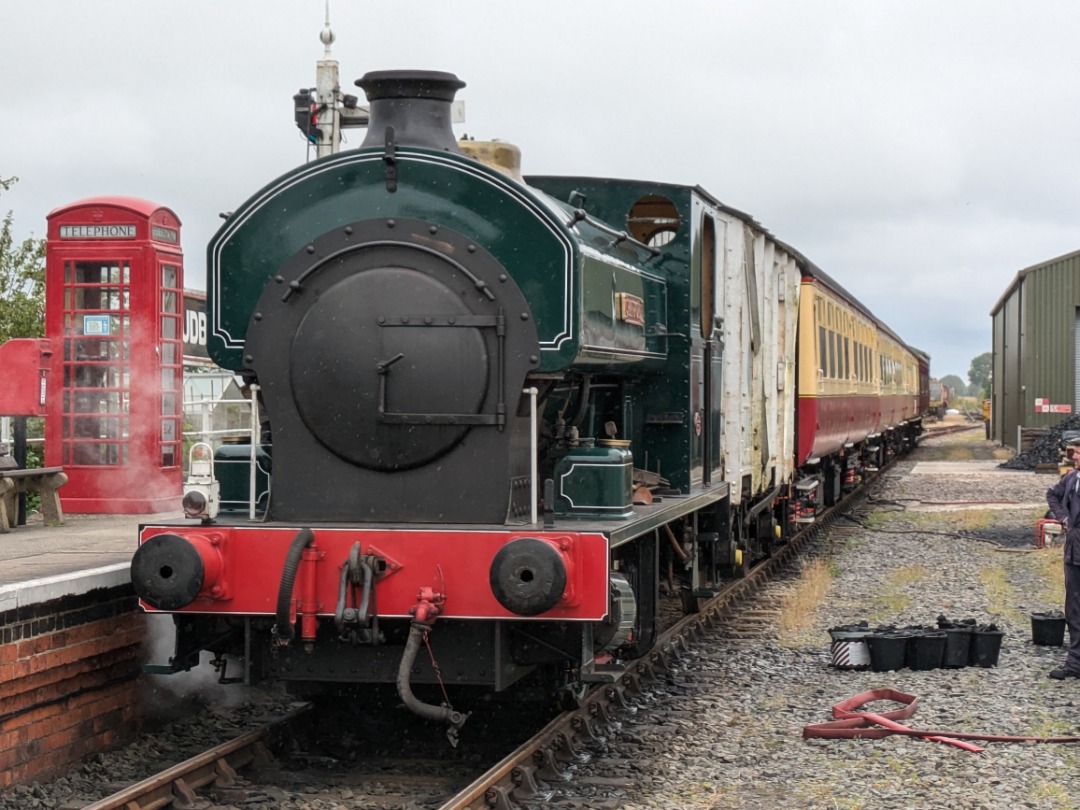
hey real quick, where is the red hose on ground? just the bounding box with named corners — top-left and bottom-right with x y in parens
top-left (803, 689), bottom-right (1080, 751)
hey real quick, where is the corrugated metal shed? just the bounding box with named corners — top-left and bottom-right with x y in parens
top-left (990, 248), bottom-right (1080, 448)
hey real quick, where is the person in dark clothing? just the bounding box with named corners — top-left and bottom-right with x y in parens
top-left (1045, 439), bottom-right (1080, 679)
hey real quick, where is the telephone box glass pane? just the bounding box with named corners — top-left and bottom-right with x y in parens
top-left (58, 257), bottom-right (139, 471)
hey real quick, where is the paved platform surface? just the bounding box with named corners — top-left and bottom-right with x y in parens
top-left (910, 460), bottom-right (1037, 474)
top-left (0, 510), bottom-right (177, 611)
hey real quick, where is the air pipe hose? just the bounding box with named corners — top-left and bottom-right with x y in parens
top-left (273, 528), bottom-right (315, 643)
top-left (396, 623), bottom-right (468, 731)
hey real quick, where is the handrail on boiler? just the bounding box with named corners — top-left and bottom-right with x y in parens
top-left (525, 387), bottom-right (538, 525)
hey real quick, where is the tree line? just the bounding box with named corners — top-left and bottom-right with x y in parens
top-left (0, 177), bottom-right (46, 341)
top-left (939, 352), bottom-right (991, 401)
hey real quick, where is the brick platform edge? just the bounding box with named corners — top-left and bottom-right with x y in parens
top-left (0, 583), bottom-right (144, 788)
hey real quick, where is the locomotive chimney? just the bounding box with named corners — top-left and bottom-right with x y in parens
top-left (354, 70), bottom-right (466, 153)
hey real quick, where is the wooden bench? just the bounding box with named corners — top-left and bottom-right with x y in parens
top-left (0, 467), bottom-right (67, 532)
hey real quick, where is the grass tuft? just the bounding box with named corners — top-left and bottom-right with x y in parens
top-left (1029, 547), bottom-right (1066, 605)
top-left (978, 564), bottom-right (1025, 625)
top-left (777, 557), bottom-right (834, 647)
top-left (866, 564), bottom-right (929, 623)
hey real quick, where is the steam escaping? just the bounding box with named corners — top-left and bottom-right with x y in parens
top-left (138, 613), bottom-right (282, 719)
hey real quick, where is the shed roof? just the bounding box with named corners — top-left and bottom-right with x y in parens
top-left (989, 246), bottom-right (1080, 316)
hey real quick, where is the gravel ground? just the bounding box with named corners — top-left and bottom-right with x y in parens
top-left (4, 421), bottom-right (1078, 810)
top-left (583, 423), bottom-right (1080, 810)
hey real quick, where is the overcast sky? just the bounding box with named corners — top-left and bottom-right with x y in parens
top-left (3, 1), bottom-right (1079, 380)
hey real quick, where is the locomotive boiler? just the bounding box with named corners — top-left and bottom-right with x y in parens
top-left (131, 69), bottom-right (926, 736)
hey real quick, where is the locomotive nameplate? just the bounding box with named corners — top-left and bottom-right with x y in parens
top-left (645, 411), bottom-right (685, 425)
top-left (615, 292), bottom-right (646, 327)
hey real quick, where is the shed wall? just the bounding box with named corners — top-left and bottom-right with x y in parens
top-left (992, 251), bottom-right (1080, 449)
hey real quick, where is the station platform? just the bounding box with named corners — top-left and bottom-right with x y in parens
top-left (0, 510), bottom-right (176, 611)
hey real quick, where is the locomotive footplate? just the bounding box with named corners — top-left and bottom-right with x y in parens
top-left (603, 481), bottom-right (730, 548)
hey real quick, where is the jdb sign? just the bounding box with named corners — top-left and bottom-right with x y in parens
top-left (182, 293), bottom-right (210, 361)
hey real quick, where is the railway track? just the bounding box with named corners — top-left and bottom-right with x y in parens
top-left (79, 704), bottom-right (311, 810)
top-left (439, 488), bottom-right (859, 810)
top-left (923, 422), bottom-right (982, 438)
top-left (80, 486), bottom-right (872, 810)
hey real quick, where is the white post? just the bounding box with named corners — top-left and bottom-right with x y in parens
top-left (315, 5), bottom-right (341, 157)
top-left (249, 384), bottom-right (260, 520)
top-left (200, 400), bottom-right (211, 446)
top-left (525, 387), bottom-right (538, 524)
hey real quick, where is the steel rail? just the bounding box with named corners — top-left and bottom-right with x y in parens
top-left (79, 703), bottom-right (310, 810)
top-left (923, 423), bottom-right (981, 438)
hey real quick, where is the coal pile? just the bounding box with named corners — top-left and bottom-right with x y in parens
top-left (998, 414), bottom-right (1080, 470)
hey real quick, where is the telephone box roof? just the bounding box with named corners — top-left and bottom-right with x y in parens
top-left (47, 196), bottom-right (181, 224)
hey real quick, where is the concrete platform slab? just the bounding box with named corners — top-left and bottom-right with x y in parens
top-left (0, 510), bottom-right (177, 603)
top-left (910, 461), bottom-right (1040, 475)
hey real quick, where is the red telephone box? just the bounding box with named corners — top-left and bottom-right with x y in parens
top-left (44, 197), bottom-right (184, 513)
